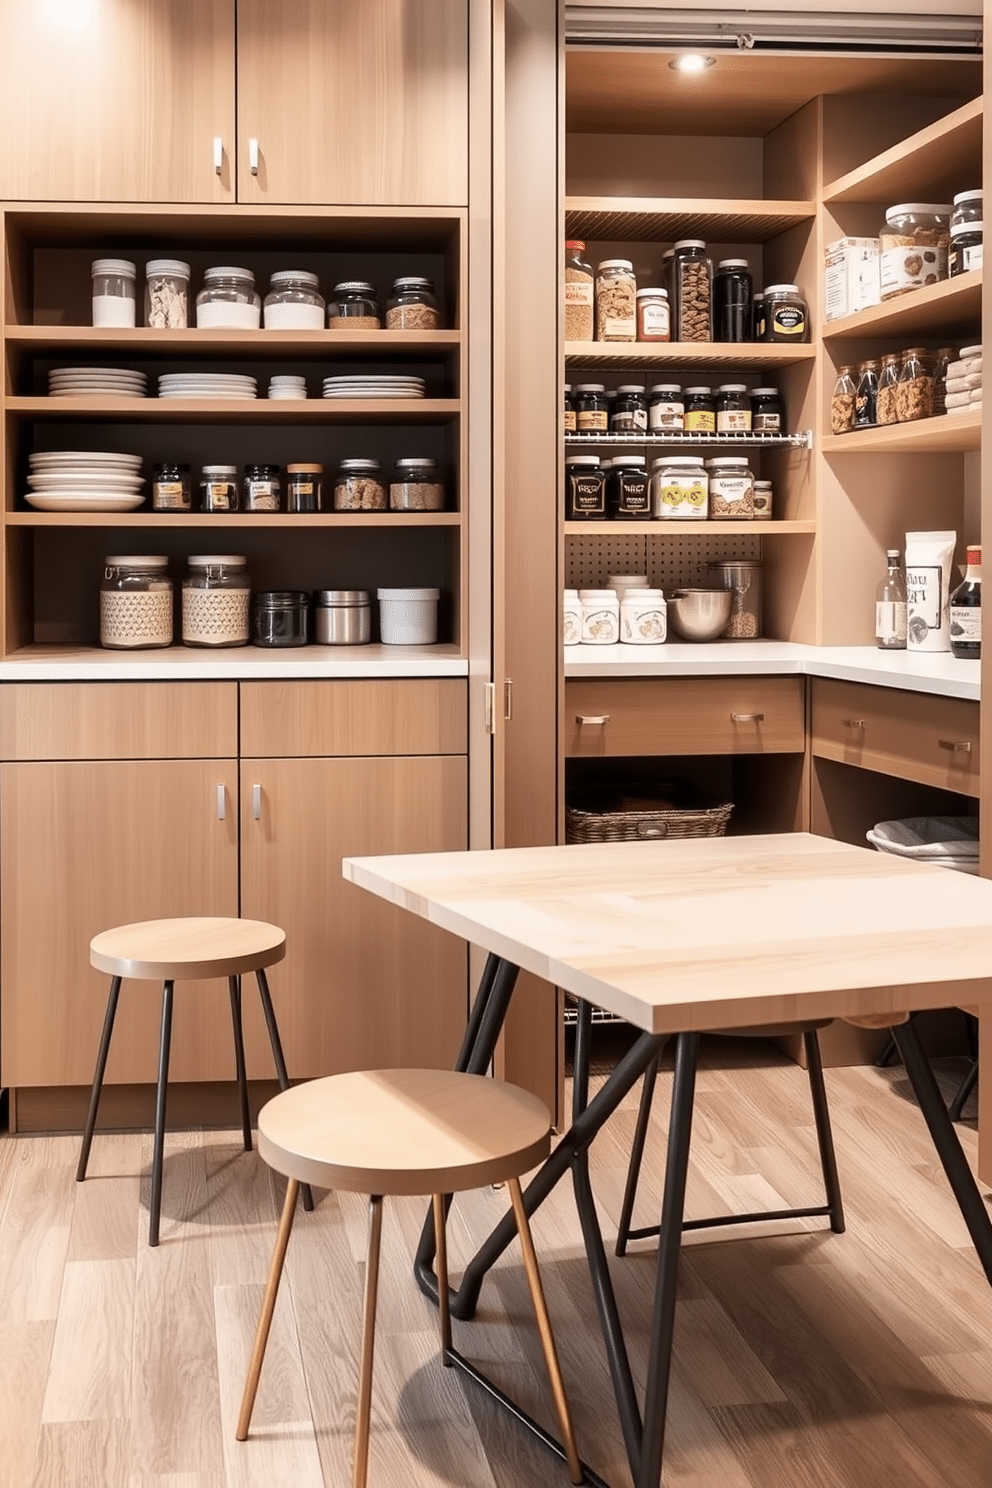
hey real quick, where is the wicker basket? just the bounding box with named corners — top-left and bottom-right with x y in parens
top-left (565, 781), bottom-right (733, 844)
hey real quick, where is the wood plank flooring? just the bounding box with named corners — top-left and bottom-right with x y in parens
top-left (2, 1040), bottom-right (992, 1488)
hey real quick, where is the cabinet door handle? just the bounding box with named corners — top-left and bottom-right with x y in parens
top-left (730, 712), bottom-right (764, 723)
top-left (249, 137), bottom-right (260, 176)
top-left (576, 714), bottom-right (610, 725)
top-left (939, 739), bottom-right (972, 753)
top-left (216, 783), bottom-right (226, 821)
top-left (213, 136), bottom-right (224, 174)
top-left (842, 718), bottom-right (866, 729)
top-left (252, 783), bottom-right (262, 820)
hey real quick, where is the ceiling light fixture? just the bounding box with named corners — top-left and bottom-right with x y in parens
top-left (669, 54), bottom-right (715, 73)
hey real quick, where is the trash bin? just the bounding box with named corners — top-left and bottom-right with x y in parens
top-left (866, 815), bottom-right (980, 875)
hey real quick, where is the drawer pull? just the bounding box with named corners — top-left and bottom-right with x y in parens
top-left (842, 718), bottom-right (866, 729)
top-left (252, 783), bottom-right (262, 820)
top-left (249, 137), bottom-right (260, 176)
top-left (939, 739), bottom-right (973, 754)
top-left (730, 712), bottom-right (764, 723)
top-left (216, 783), bottom-right (226, 821)
top-left (213, 136), bottom-right (224, 175)
top-left (576, 715), bottom-right (610, 725)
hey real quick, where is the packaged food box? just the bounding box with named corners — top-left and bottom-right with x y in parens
top-left (825, 237), bottom-right (881, 321)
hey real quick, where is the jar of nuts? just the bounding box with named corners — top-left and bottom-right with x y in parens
top-left (564, 241), bottom-right (594, 341)
top-left (389, 457), bottom-right (445, 511)
top-left (672, 240), bottom-right (712, 342)
top-left (334, 458), bottom-right (386, 511)
top-left (876, 353), bottom-right (901, 426)
top-left (327, 281), bottom-right (381, 329)
top-left (595, 260), bottom-right (637, 341)
top-left (879, 202), bottom-right (951, 300)
top-left (896, 347), bottom-right (934, 422)
top-left (831, 365), bottom-right (857, 434)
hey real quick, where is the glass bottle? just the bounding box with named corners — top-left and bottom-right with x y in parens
top-left (896, 346), bottom-right (934, 422)
top-left (854, 359), bottom-right (880, 428)
top-left (830, 365), bottom-right (857, 434)
top-left (950, 544), bottom-right (982, 659)
top-left (875, 353), bottom-right (901, 426)
top-left (564, 240), bottom-right (594, 341)
top-left (932, 346), bottom-right (955, 416)
top-left (875, 549), bottom-right (907, 650)
top-left (713, 259), bottom-right (752, 342)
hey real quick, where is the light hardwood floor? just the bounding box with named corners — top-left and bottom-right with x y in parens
top-left (2, 1040), bottom-right (991, 1488)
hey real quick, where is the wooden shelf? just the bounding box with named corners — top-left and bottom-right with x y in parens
top-left (820, 271), bottom-right (982, 343)
top-left (564, 198), bottom-right (816, 244)
top-left (823, 96), bottom-right (983, 205)
top-left (7, 326), bottom-right (462, 359)
top-left (564, 520), bottom-right (815, 537)
top-left (821, 409), bottom-right (981, 456)
top-left (7, 511), bottom-right (462, 528)
top-left (564, 342), bottom-right (815, 371)
top-left (6, 396), bottom-right (461, 424)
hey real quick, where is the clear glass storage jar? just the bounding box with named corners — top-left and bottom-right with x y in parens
top-left (286, 462), bottom-right (323, 513)
top-left (574, 383), bottom-right (608, 431)
top-left (327, 280), bottom-right (381, 329)
top-left (704, 560), bottom-right (762, 639)
top-left (715, 384), bottom-right (750, 432)
top-left (152, 461), bottom-right (192, 512)
top-left (334, 458), bottom-right (387, 511)
top-left (831, 365), bottom-right (857, 434)
top-left (199, 464), bottom-right (239, 512)
top-left (263, 270), bottom-right (324, 330)
top-left (595, 259), bottom-right (637, 342)
top-left (896, 347), bottom-right (934, 422)
top-left (879, 203), bottom-right (951, 300)
top-left (750, 387), bottom-right (783, 432)
top-left (389, 457), bottom-right (445, 511)
top-left (100, 555), bottom-right (173, 649)
top-left (195, 266), bottom-right (261, 329)
top-left (635, 287), bottom-right (670, 342)
top-left (144, 259), bottom-right (190, 328)
top-left (706, 456), bottom-right (754, 519)
top-left (385, 276), bottom-right (441, 330)
top-left (672, 240), bottom-right (712, 342)
top-left (242, 463), bottom-right (282, 512)
top-left (683, 387), bottom-right (715, 433)
top-left (651, 455), bottom-right (708, 520)
top-left (92, 258), bottom-right (136, 328)
top-left (564, 241), bottom-right (595, 341)
top-left (252, 591), bottom-right (310, 647)
top-left (182, 555), bottom-right (250, 647)
top-left (876, 353), bottom-right (902, 425)
top-left (762, 283), bottom-right (809, 342)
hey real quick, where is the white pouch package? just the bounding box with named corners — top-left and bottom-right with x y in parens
top-left (905, 530), bottom-right (956, 651)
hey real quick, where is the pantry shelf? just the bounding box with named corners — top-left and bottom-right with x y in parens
top-left (7, 326), bottom-right (462, 358)
top-left (565, 197), bottom-right (816, 243)
top-left (564, 342), bottom-right (816, 370)
top-left (821, 408), bottom-right (981, 455)
top-left (822, 95), bottom-right (983, 205)
top-left (563, 519), bottom-right (815, 536)
top-left (7, 396), bottom-right (461, 424)
top-left (6, 511), bottom-right (463, 528)
top-left (820, 270), bottom-right (982, 342)
top-left (565, 430), bottom-right (814, 450)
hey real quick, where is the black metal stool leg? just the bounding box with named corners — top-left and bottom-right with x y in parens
top-left (803, 1030), bottom-right (845, 1233)
top-left (229, 976), bottom-right (253, 1152)
top-left (254, 967), bottom-right (314, 1213)
top-left (76, 975), bottom-right (123, 1183)
top-left (615, 1053), bottom-right (660, 1256)
top-left (948, 1059), bottom-right (979, 1123)
top-left (149, 979), bottom-right (175, 1247)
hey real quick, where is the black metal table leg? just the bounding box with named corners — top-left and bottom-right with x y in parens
top-left (76, 975), bottom-right (122, 1183)
top-left (148, 979), bottom-right (175, 1248)
top-left (254, 966), bottom-right (314, 1213)
top-left (803, 1028), bottom-right (846, 1233)
top-left (229, 975), bottom-right (252, 1152)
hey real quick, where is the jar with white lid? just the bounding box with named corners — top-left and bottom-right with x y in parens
top-left (752, 479), bottom-right (773, 519)
top-left (715, 384), bottom-right (751, 432)
top-left (92, 258), bottom-right (136, 328)
top-left (263, 270), bottom-right (325, 330)
top-left (327, 281), bottom-right (381, 329)
top-left (648, 384), bottom-right (684, 431)
top-left (199, 464), bottom-right (239, 512)
top-left (635, 287), bottom-right (670, 342)
top-left (706, 456), bottom-right (754, 520)
top-left (595, 259), bottom-right (637, 342)
top-left (651, 455), bottom-right (708, 520)
top-left (620, 588), bottom-right (667, 644)
top-left (196, 266), bottom-right (261, 329)
top-left (385, 277), bottom-right (441, 330)
top-left (182, 555), bottom-right (250, 647)
top-left (563, 588), bottom-right (582, 646)
top-left (565, 455), bottom-right (605, 520)
top-left (579, 589), bottom-right (620, 644)
top-left (145, 259), bottom-right (190, 328)
top-left (879, 203), bottom-right (951, 300)
top-left (100, 555), bottom-right (173, 649)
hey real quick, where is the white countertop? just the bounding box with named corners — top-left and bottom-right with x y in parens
top-left (564, 641), bottom-right (981, 701)
top-left (0, 643), bottom-right (469, 681)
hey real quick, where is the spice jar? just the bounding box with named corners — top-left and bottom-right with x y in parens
top-left (762, 283), bottom-right (809, 342)
top-left (100, 555), bottom-right (173, 649)
top-left (620, 588), bottom-right (667, 644)
top-left (252, 591), bottom-right (310, 647)
top-left (92, 258), bottom-right (137, 328)
top-left (715, 384), bottom-right (750, 432)
top-left (385, 276), bottom-right (441, 330)
top-left (579, 589), bottom-right (620, 644)
top-left (327, 281), bottom-right (381, 329)
top-left (896, 347), bottom-right (934, 422)
top-left (314, 590), bottom-right (371, 645)
top-left (713, 259), bottom-right (752, 342)
top-left (683, 387), bottom-right (716, 433)
top-left (750, 387), bottom-right (784, 432)
top-left (390, 457), bottom-right (445, 511)
top-left (152, 461), bottom-right (192, 512)
top-left (286, 463), bottom-right (323, 513)
top-left (648, 384), bottom-right (684, 431)
top-left (706, 456), bottom-right (754, 520)
top-left (563, 589), bottom-right (582, 646)
top-left (196, 266), bottom-right (261, 329)
top-left (651, 455), bottom-right (708, 521)
top-left (831, 366), bottom-right (857, 434)
top-left (672, 240), bottom-right (712, 342)
top-left (263, 270), bottom-right (325, 330)
top-left (199, 464), bottom-right (239, 512)
top-left (574, 383), bottom-right (608, 432)
top-left (752, 479), bottom-right (773, 520)
top-left (243, 463), bottom-right (282, 512)
top-left (635, 287), bottom-right (670, 342)
top-left (182, 555), bottom-right (250, 647)
top-left (610, 385), bottom-right (648, 432)
top-left (565, 455), bottom-right (606, 520)
top-left (855, 359), bottom-right (881, 428)
top-left (334, 458), bottom-right (387, 511)
top-left (607, 455), bottom-right (651, 520)
top-left (595, 260), bottom-right (637, 342)
top-left (949, 219), bottom-right (983, 277)
top-left (564, 241), bottom-right (594, 341)
top-left (564, 384), bottom-right (576, 433)
top-left (144, 260), bottom-right (190, 329)
top-left (879, 203), bottom-right (951, 299)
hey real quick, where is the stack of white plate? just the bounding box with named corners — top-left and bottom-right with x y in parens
top-left (25, 450), bottom-right (145, 512)
top-left (268, 375), bottom-right (308, 400)
top-left (48, 366), bottom-right (147, 398)
top-left (158, 372), bottom-right (257, 400)
top-left (321, 375), bottom-right (426, 400)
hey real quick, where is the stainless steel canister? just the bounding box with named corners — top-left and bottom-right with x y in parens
top-left (314, 589), bottom-right (371, 644)
top-left (702, 560), bottom-right (762, 639)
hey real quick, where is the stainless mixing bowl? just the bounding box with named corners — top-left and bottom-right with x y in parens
top-left (667, 588), bottom-right (732, 642)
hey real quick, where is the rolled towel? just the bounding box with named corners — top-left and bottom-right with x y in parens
top-left (945, 388), bottom-right (972, 409)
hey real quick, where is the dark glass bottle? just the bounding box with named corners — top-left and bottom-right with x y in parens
top-left (950, 544), bottom-right (982, 659)
top-left (854, 360), bottom-right (880, 428)
top-left (713, 259), bottom-right (752, 342)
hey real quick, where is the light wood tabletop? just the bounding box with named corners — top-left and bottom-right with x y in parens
top-left (344, 833), bottom-right (992, 1033)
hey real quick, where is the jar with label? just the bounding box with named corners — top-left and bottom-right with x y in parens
top-left (564, 241), bottom-right (594, 341)
top-left (243, 463), bottom-right (282, 512)
top-left (933, 346), bottom-right (955, 416)
top-left (564, 384), bottom-right (576, 433)
top-left (896, 346), bottom-right (934, 422)
top-left (854, 360), bottom-right (880, 428)
top-left (610, 385), bottom-right (648, 432)
top-left (620, 588), bottom-right (667, 644)
top-left (327, 281), bottom-right (381, 329)
top-left (182, 555), bottom-right (250, 647)
top-left (334, 458), bottom-right (386, 511)
top-left (762, 283), bottom-right (809, 342)
top-left (390, 457), bottom-right (445, 511)
top-left (563, 589), bottom-right (582, 646)
top-left (713, 259), bottom-right (752, 342)
top-left (648, 384), bottom-right (684, 431)
top-left (100, 556), bottom-right (173, 649)
top-left (199, 464), bottom-right (239, 512)
top-left (651, 455), bottom-right (708, 520)
top-left (252, 591), bottom-right (310, 647)
top-left (595, 260), bottom-right (637, 341)
top-left (608, 455), bottom-right (651, 520)
top-left (196, 266), bottom-right (261, 329)
top-left (565, 456), bottom-right (605, 520)
top-left (876, 353), bottom-right (902, 425)
top-left (672, 240), bottom-right (712, 342)
top-left (574, 383), bottom-right (608, 432)
top-left (385, 276), bottom-right (441, 330)
top-left (949, 219), bottom-right (983, 277)
top-left (286, 462), bottom-right (323, 513)
top-left (831, 365), bottom-right (857, 434)
top-left (750, 387), bottom-right (783, 432)
top-left (879, 203), bottom-right (951, 300)
top-left (683, 387), bottom-right (716, 433)
top-left (92, 258), bottom-right (137, 328)
top-left (263, 270), bottom-right (324, 330)
top-left (579, 589), bottom-right (620, 644)
top-left (715, 384), bottom-right (751, 432)
top-left (706, 456), bottom-right (754, 520)
top-left (144, 260), bottom-right (190, 328)
top-left (752, 479), bottom-right (773, 520)
top-left (635, 287), bottom-right (670, 342)
top-left (152, 461), bottom-right (192, 512)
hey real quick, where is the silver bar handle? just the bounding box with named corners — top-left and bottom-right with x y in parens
top-left (576, 715), bottom-right (610, 725)
top-left (939, 739), bottom-right (972, 753)
top-left (730, 712), bottom-right (764, 723)
top-left (249, 137), bottom-right (260, 176)
top-left (842, 718), bottom-right (866, 729)
top-left (216, 784), bottom-right (226, 821)
top-left (252, 784), bottom-right (262, 820)
top-left (213, 136), bottom-right (223, 175)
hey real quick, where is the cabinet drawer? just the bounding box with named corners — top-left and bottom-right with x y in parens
top-left (240, 679), bottom-right (467, 758)
top-left (565, 676), bottom-right (805, 757)
top-left (811, 679), bottom-right (979, 797)
top-left (0, 682), bottom-right (238, 761)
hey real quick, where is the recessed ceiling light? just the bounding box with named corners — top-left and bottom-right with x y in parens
top-left (669, 54), bottom-right (716, 73)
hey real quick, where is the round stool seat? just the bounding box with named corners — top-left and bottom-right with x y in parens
top-left (258, 1068), bottom-right (552, 1197)
top-left (90, 917), bottom-right (286, 981)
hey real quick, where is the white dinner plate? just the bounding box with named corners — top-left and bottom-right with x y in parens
top-left (23, 492), bottom-right (146, 511)
top-left (49, 389), bottom-right (147, 399)
top-left (28, 472), bottom-right (145, 490)
top-left (30, 451), bottom-right (142, 467)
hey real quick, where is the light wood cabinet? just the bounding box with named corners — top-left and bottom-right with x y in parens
top-left (811, 679), bottom-right (979, 796)
top-left (565, 676), bottom-right (805, 758)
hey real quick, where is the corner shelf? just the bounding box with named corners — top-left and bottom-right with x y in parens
top-left (820, 271), bottom-right (982, 343)
top-left (821, 409), bottom-right (981, 455)
top-left (823, 96), bottom-right (983, 205)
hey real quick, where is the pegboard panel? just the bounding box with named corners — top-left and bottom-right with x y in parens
top-left (566, 532), bottom-right (762, 591)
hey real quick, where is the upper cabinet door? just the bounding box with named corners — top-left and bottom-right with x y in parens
top-left (0, 1), bottom-right (236, 203)
top-left (236, 0), bottom-right (468, 206)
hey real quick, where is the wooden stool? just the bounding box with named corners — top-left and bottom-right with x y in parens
top-left (237, 1068), bottom-right (583, 1488)
top-left (76, 916), bottom-right (312, 1247)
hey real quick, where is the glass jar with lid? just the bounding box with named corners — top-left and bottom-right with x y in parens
top-left (334, 458), bottom-right (387, 511)
top-left (896, 347), bottom-right (934, 422)
top-left (933, 346), bottom-right (955, 416)
top-left (949, 219), bottom-right (983, 277)
top-left (648, 384), bottom-right (684, 431)
top-left (762, 283), bottom-right (809, 342)
top-left (243, 463), bottom-right (282, 512)
top-left (715, 384), bottom-right (750, 432)
top-left (876, 353), bottom-right (902, 425)
top-left (182, 555), bottom-right (250, 647)
top-left (831, 365), bottom-right (857, 434)
top-left (145, 259), bottom-right (190, 328)
top-left (389, 457), bottom-right (445, 511)
top-left (672, 240), bottom-right (712, 342)
top-left (951, 189), bottom-right (983, 230)
top-left (252, 591), bottom-right (310, 647)
top-left (635, 287), bottom-right (670, 342)
top-left (706, 456), bottom-right (754, 520)
top-left (199, 464), bottom-right (239, 512)
top-left (286, 463), bottom-right (323, 513)
top-left (327, 281), bottom-right (381, 329)
top-left (610, 385), bottom-right (648, 432)
top-left (564, 455), bottom-right (605, 520)
top-left (92, 258), bottom-right (137, 328)
top-left (564, 241), bottom-right (595, 341)
top-left (713, 259), bottom-right (752, 342)
top-left (564, 384), bottom-right (576, 433)
top-left (574, 383), bottom-right (607, 432)
top-left (607, 454), bottom-right (651, 520)
top-left (750, 387), bottom-right (783, 432)
top-left (683, 386), bottom-right (715, 433)
top-left (595, 260), bottom-right (637, 342)
top-left (100, 555), bottom-right (173, 649)
top-left (651, 455), bottom-right (708, 520)
top-left (263, 270), bottom-right (325, 330)
top-left (385, 276), bottom-right (441, 330)
top-left (879, 203), bottom-right (951, 299)
top-left (152, 461), bottom-right (192, 512)
top-left (854, 359), bottom-right (881, 428)
top-left (196, 266), bottom-right (261, 329)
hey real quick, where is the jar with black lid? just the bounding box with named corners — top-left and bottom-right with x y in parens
top-left (750, 387), bottom-right (783, 432)
top-left (152, 461), bottom-right (191, 512)
top-left (683, 386), bottom-right (716, 433)
top-left (951, 189), bottom-right (983, 229)
top-left (243, 463), bottom-right (282, 512)
top-left (564, 384), bottom-right (576, 433)
top-left (715, 384), bottom-right (750, 432)
top-left (713, 259), bottom-right (752, 342)
top-left (286, 463), bottom-right (323, 513)
top-left (574, 383), bottom-right (607, 432)
top-left (648, 384), bottom-right (684, 431)
top-left (672, 240), bottom-right (712, 342)
top-left (252, 591), bottom-right (310, 647)
top-left (949, 220), bottom-right (983, 277)
top-left (565, 455), bottom-right (605, 520)
top-left (610, 385), bottom-right (648, 432)
top-left (854, 359), bottom-right (881, 428)
top-left (762, 283), bottom-right (809, 342)
top-left (608, 455), bottom-right (651, 520)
